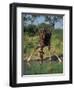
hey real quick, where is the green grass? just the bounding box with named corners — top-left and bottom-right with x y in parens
top-left (23, 61), bottom-right (63, 75)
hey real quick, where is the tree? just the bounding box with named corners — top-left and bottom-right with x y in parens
top-left (45, 15), bottom-right (63, 29)
top-left (38, 23), bottom-right (50, 29)
top-left (23, 14), bottom-right (40, 25)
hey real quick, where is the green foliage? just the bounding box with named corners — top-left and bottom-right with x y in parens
top-left (38, 23), bottom-right (51, 29)
top-left (51, 29), bottom-right (63, 55)
top-left (24, 24), bottom-right (38, 36)
top-left (24, 23), bottom-right (51, 36)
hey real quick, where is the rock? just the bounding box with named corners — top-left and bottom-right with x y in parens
top-left (51, 55), bottom-right (58, 62)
